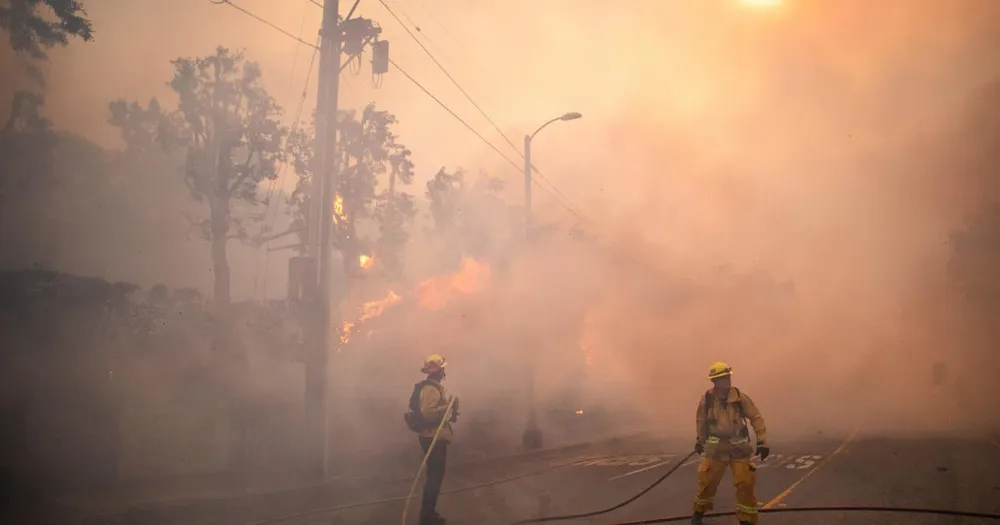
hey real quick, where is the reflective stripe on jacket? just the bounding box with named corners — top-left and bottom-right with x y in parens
top-left (696, 387), bottom-right (767, 458)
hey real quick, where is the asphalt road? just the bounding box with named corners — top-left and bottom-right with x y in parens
top-left (271, 432), bottom-right (1000, 525)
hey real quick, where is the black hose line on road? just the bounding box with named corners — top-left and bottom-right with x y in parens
top-left (249, 452), bottom-right (590, 525)
top-left (607, 506), bottom-right (1000, 524)
top-left (511, 450), bottom-right (698, 524)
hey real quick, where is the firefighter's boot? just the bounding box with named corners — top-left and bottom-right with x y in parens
top-left (419, 515), bottom-right (446, 525)
top-left (691, 511), bottom-right (704, 525)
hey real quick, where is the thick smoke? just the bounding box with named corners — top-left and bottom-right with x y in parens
top-left (3, 0), bottom-right (1000, 493)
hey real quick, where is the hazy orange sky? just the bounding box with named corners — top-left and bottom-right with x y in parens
top-left (4, 0), bottom-right (1000, 301)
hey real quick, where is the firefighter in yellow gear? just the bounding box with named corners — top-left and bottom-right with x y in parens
top-left (691, 362), bottom-right (769, 525)
top-left (412, 354), bottom-right (458, 525)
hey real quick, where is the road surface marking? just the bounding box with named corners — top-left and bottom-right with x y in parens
top-left (676, 452), bottom-right (828, 471)
top-left (572, 454), bottom-right (674, 467)
top-left (756, 454), bottom-right (825, 469)
top-left (785, 455), bottom-right (824, 469)
top-left (762, 428), bottom-right (859, 510)
top-left (604, 449), bottom-right (830, 482)
top-left (608, 460), bottom-right (676, 481)
top-left (560, 454), bottom-right (604, 466)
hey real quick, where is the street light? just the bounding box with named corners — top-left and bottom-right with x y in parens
top-left (522, 111), bottom-right (582, 451)
top-left (523, 112), bottom-right (583, 237)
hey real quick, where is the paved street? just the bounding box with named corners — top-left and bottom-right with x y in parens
top-left (271, 432), bottom-right (1000, 525)
top-left (48, 431), bottom-right (1000, 525)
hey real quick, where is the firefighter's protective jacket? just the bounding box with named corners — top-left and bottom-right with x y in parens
top-left (696, 387), bottom-right (767, 459)
top-left (418, 380), bottom-right (454, 441)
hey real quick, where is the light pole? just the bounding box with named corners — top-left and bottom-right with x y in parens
top-left (522, 111), bottom-right (582, 450)
top-left (523, 112), bottom-right (582, 238)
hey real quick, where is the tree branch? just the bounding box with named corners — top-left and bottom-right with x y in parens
top-left (227, 147), bottom-right (256, 196)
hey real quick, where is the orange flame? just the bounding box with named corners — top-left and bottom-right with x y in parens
top-left (360, 290), bottom-right (402, 321)
top-left (339, 290), bottom-right (402, 347)
top-left (359, 253), bottom-right (374, 269)
top-left (337, 258), bottom-right (490, 347)
top-left (333, 193), bottom-right (346, 224)
top-left (340, 321), bottom-right (354, 345)
top-left (417, 257), bottom-right (492, 310)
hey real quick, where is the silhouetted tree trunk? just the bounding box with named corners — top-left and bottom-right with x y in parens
top-left (209, 197), bottom-right (232, 310)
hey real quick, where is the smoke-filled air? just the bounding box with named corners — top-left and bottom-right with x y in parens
top-left (1, 0), bottom-right (999, 523)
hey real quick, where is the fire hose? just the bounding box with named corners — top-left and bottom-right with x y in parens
top-left (402, 426), bottom-right (1000, 525)
top-left (512, 450), bottom-right (1000, 524)
top-left (511, 450), bottom-right (698, 524)
top-left (607, 506), bottom-right (1000, 523)
top-left (401, 395), bottom-right (457, 525)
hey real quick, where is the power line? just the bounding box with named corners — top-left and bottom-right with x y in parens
top-left (256, 37), bottom-right (320, 301)
top-left (284, 6), bottom-right (311, 89)
top-left (209, 0), bottom-right (318, 49)
top-left (376, 0), bottom-right (590, 222)
top-left (413, 0), bottom-right (463, 48)
top-left (308, 0), bottom-right (363, 20)
top-left (340, 71), bottom-right (357, 95)
top-left (211, 0), bottom-right (588, 224)
top-left (377, 0), bottom-right (519, 160)
top-left (211, 0), bottom-right (521, 191)
top-left (266, 39), bottom-right (320, 226)
top-left (387, 57), bottom-right (524, 176)
top-left (309, 0), bottom-right (588, 222)
top-left (398, 9), bottom-right (435, 47)
top-left (263, 15), bottom-right (317, 225)
top-left (389, 59), bottom-right (589, 222)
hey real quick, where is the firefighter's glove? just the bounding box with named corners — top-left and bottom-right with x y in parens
top-left (694, 442), bottom-right (705, 455)
top-left (755, 445), bottom-right (770, 460)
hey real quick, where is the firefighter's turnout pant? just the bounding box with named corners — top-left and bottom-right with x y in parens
top-left (418, 437), bottom-right (448, 522)
top-left (693, 437), bottom-right (759, 523)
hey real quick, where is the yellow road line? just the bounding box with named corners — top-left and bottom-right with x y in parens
top-left (762, 427), bottom-right (859, 510)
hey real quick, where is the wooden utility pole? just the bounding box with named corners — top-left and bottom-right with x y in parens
top-left (299, 0), bottom-right (387, 478)
top-left (304, 0), bottom-right (341, 480)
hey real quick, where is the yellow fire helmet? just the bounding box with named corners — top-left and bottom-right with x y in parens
top-left (707, 361), bottom-right (733, 380)
top-left (421, 354), bottom-right (447, 374)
